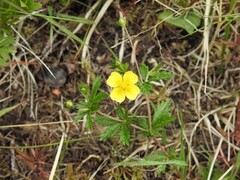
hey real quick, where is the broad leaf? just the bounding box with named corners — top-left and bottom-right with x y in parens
top-left (149, 72), bottom-right (173, 81)
top-left (100, 124), bottom-right (121, 141)
top-left (119, 125), bottom-right (130, 145)
top-left (138, 82), bottom-right (153, 94)
top-left (139, 64), bottom-right (149, 80)
top-left (152, 113), bottom-right (174, 130)
top-left (153, 100), bottom-right (171, 122)
top-left (159, 10), bottom-right (201, 34)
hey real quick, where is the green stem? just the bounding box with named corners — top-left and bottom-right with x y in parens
top-left (97, 111), bottom-right (147, 132)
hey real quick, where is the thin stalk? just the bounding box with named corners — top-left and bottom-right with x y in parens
top-left (97, 111), bottom-right (147, 132)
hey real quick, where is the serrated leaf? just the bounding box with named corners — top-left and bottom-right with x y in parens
top-left (138, 82), bottom-right (153, 94)
top-left (0, 34), bottom-right (15, 66)
top-left (115, 107), bottom-right (126, 120)
top-left (152, 113), bottom-right (174, 130)
top-left (94, 115), bottom-right (119, 126)
top-left (75, 101), bottom-right (88, 111)
top-left (144, 150), bottom-right (167, 161)
top-left (92, 91), bottom-right (107, 104)
top-left (119, 125), bottom-right (130, 145)
top-left (117, 159), bottom-right (186, 167)
top-left (73, 112), bottom-right (86, 122)
top-left (159, 10), bottom-right (201, 34)
top-left (155, 165), bottom-right (166, 174)
top-left (90, 104), bottom-right (100, 113)
top-left (100, 124), bottom-right (121, 141)
top-left (91, 76), bottom-right (101, 100)
top-left (86, 113), bottom-right (92, 130)
top-left (0, 35), bottom-right (15, 46)
top-left (139, 64), bottom-right (149, 80)
top-left (153, 100), bottom-right (171, 121)
top-left (149, 72), bottom-right (173, 81)
top-left (136, 118), bottom-right (148, 130)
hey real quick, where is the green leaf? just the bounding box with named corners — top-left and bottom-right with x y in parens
top-left (0, 34), bottom-right (15, 46)
top-left (25, 0), bottom-right (42, 11)
top-left (100, 124), bottom-right (121, 141)
top-left (144, 150), bottom-right (167, 161)
top-left (0, 103), bottom-right (19, 117)
top-left (73, 112), bottom-right (86, 122)
top-left (108, 48), bottom-right (129, 73)
top-left (138, 82), bottom-right (153, 94)
top-left (136, 118), bottom-right (148, 130)
top-left (92, 92), bottom-right (107, 104)
top-left (115, 107), bottom-right (127, 120)
top-left (90, 104), bottom-right (100, 113)
top-left (91, 76), bottom-right (101, 100)
top-left (0, 33), bottom-right (15, 66)
top-left (149, 64), bottom-right (162, 75)
top-left (152, 113), bottom-right (174, 131)
top-left (117, 159), bottom-right (186, 167)
top-left (149, 72), bottom-right (173, 81)
top-left (153, 100), bottom-right (171, 121)
top-left (40, 15), bottom-right (85, 45)
top-left (75, 101), bottom-right (89, 112)
top-left (19, 0), bottom-right (28, 8)
top-left (119, 125), bottom-right (130, 145)
top-left (155, 165), bottom-right (166, 174)
top-left (86, 113), bottom-right (92, 130)
top-left (55, 13), bottom-right (92, 24)
top-left (159, 10), bottom-right (201, 34)
top-left (139, 64), bottom-right (149, 80)
top-left (94, 115), bottom-right (119, 126)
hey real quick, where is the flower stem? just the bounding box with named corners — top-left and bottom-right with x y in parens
top-left (145, 95), bottom-right (152, 133)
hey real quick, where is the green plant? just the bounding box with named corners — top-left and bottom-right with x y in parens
top-left (74, 51), bottom-right (185, 174)
top-left (0, 0), bottom-right (92, 66)
top-left (0, 0), bottom-right (41, 66)
top-left (159, 9), bottom-right (201, 34)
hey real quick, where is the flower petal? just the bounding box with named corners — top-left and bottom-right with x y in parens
top-left (125, 85), bottom-right (140, 100)
top-left (107, 72), bottom-right (122, 87)
top-left (123, 71), bottom-right (138, 85)
top-left (110, 87), bottom-right (125, 103)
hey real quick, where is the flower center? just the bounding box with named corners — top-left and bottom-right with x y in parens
top-left (119, 81), bottom-right (128, 90)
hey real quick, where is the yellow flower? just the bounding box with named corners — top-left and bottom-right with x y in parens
top-left (107, 71), bottom-right (140, 103)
